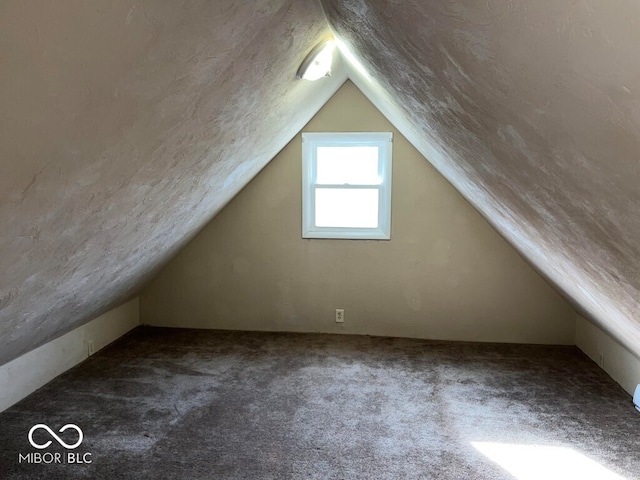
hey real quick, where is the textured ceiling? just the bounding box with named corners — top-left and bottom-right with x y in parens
top-left (1, 0), bottom-right (639, 365)
top-left (0, 0), bottom-right (346, 365)
top-left (321, 0), bottom-right (640, 357)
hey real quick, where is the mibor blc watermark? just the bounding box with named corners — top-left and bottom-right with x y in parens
top-left (19, 424), bottom-right (92, 465)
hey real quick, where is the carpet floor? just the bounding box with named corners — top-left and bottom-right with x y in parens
top-left (0, 327), bottom-right (639, 479)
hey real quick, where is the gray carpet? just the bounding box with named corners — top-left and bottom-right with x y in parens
top-left (1, 327), bottom-right (639, 479)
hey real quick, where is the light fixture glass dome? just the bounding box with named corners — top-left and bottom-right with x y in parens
top-left (296, 40), bottom-right (335, 81)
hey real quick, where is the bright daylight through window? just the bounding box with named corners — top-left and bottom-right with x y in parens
top-left (302, 132), bottom-right (392, 239)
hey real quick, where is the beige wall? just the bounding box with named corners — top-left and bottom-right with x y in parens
top-left (141, 81), bottom-right (575, 344)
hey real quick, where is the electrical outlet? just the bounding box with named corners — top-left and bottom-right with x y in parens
top-left (88, 340), bottom-right (95, 356)
top-left (598, 353), bottom-right (604, 368)
top-left (335, 309), bottom-right (344, 323)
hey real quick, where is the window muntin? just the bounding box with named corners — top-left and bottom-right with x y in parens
top-left (302, 132), bottom-right (392, 239)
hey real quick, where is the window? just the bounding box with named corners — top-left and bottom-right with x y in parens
top-left (302, 132), bottom-right (393, 239)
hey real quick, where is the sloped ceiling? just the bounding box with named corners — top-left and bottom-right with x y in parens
top-left (1, 0), bottom-right (639, 366)
top-left (0, 0), bottom-right (346, 365)
top-left (321, 0), bottom-right (640, 357)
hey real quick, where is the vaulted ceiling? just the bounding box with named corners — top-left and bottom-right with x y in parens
top-left (0, 0), bottom-right (346, 364)
top-left (1, 0), bottom-right (638, 365)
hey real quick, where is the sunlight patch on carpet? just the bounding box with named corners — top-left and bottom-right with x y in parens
top-left (472, 442), bottom-right (625, 480)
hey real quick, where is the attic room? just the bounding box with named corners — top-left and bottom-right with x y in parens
top-left (1, 0), bottom-right (639, 478)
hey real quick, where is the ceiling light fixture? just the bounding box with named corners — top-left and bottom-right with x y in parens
top-left (296, 40), bottom-right (335, 81)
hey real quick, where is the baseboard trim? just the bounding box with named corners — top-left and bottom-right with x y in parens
top-left (576, 314), bottom-right (640, 396)
top-left (0, 297), bottom-right (139, 413)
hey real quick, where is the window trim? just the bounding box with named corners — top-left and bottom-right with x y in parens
top-left (301, 132), bottom-right (393, 240)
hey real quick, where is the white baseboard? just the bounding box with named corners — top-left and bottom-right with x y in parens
top-left (576, 314), bottom-right (640, 396)
top-left (2, 304), bottom-right (635, 411)
top-left (0, 297), bottom-right (139, 413)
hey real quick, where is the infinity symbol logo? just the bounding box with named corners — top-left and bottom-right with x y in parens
top-left (28, 424), bottom-right (83, 450)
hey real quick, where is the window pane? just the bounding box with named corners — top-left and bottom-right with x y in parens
top-left (315, 188), bottom-right (379, 228)
top-left (316, 146), bottom-right (380, 185)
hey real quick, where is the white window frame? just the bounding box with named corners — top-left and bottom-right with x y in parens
top-left (302, 132), bottom-right (393, 240)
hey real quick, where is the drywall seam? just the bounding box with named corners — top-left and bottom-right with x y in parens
top-left (0, 297), bottom-right (140, 413)
top-left (576, 314), bottom-right (640, 397)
